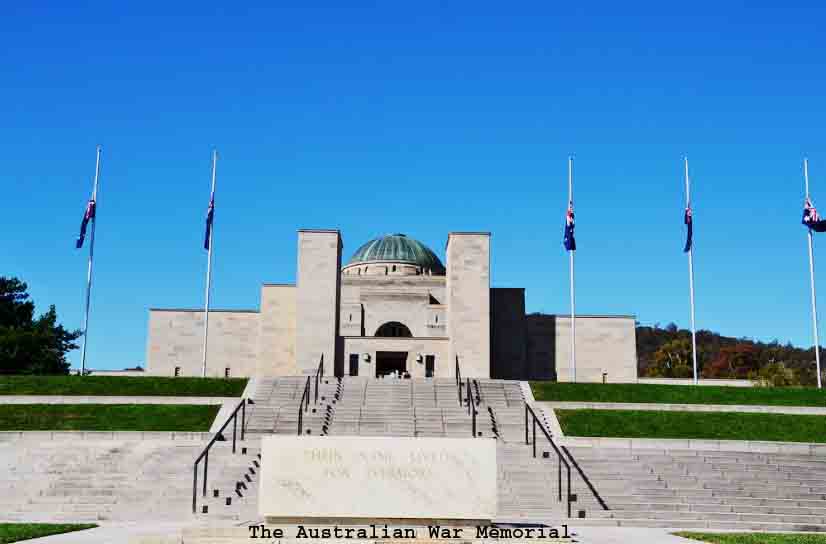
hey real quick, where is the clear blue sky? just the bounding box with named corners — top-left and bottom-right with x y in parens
top-left (3, 2), bottom-right (826, 370)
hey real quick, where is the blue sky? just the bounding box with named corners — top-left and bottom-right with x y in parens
top-left (3, 2), bottom-right (826, 370)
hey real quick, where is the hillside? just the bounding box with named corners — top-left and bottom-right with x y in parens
top-left (637, 323), bottom-right (821, 385)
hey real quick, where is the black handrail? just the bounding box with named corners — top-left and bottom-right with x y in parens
top-left (455, 355), bottom-right (462, 406)
top-left (466, 377), bottom-right (477, 437)
top-left (298, 356), bottom-right (324, 436)
top-left (192, 398), bottom-right (248, 514)
top-left (297, 375), bottom-right (311, 435)
top-left (314, 354), bottom-right (324, 405)
top-left (524, 402), bottom-right (572, 518)
top-left (561, 445), bottom-right (610, 511)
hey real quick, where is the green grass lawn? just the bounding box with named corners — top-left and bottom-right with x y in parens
top-left (0, 523), bottom-right (97, 543)
top-left (531, 382), bottom-right (826, 407)
top-left (0, 376), bottom-right (247, 397)
top-left (676, 532), bottom-right (826, 543)
top-left (0, 404), bottom-right (220, 431)
top-left (556, 409), bottom-right (826, 443)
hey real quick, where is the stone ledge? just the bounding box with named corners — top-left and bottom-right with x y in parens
top-left (0, 431), bottom-right (217, 441)
top-left (538, 401), bottom-right (826, 415)
top-left (558, 436), bottom-right (826, 454)
top-left (0, 396), bottom-right (238, 405)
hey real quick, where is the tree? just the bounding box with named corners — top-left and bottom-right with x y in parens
top-left (750, 362), bottom-right (801, 387)
top-left (645, 337), bottom-right (694, 378)
top-left (0, 277), bottom-right (80, 375)
top-left (703, 344), bottom-right (760, 379)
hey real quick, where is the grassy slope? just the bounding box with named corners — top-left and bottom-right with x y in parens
top-left (676, 532), bottom-right (826, 544)
top-left (0, 404), bottom-right (220, 431)
top-left (0, 376), bottom-right (247, 396)
top-left (556, 409), bottom-right (826, 443)
top-left (0, 524), bottom-right (97, 543)
top-left (532, 382), bottom-right (826, 407)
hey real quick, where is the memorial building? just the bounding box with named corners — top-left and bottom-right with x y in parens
top-left (145, 230), bottom-right (637, 382)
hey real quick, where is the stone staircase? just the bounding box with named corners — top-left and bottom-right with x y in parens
top-left (565, 446), bottom-right (826, 531)
top-left (200, 376), bottom-right (533, 521)
top-left (0, 439), bottom-right (209, 523)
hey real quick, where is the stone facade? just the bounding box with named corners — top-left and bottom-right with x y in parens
top-left (146, 309), bottom-right (259, 377)
top-left (550, 315), bottom-right (638, 383)
top-left (145, 230), bottom-right (638, 382)
top-left (257, 284), bottom-right (297, 376)
top-left (295, 230), bottom-right (342, 375)
top-left (446, 233), bottom-right (491, 378)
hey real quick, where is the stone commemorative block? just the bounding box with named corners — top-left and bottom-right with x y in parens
top-left (259, 436), bottom-right (497, 522)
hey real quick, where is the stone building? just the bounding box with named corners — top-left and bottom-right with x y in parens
top-left (145, 230), bottom-right (637, 382)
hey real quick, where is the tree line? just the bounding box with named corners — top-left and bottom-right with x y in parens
top-left (638, 323), bottom-right (822, 386)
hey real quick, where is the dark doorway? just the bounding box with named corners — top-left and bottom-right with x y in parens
top-left (375, 321), bottom-right (412, 338)
top-left (349, 354), bottom-right (359, 376)
top-left (425, 355), bottom-right (435, 378)
top-left (376, 351), bottom-right (407, 377)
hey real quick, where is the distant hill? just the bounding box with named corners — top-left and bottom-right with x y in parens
top-left (636, 323), bottom-right (822, 385)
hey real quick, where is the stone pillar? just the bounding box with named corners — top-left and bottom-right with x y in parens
top-left (257, 284), bottom-right (297, 376)
top-left (446, 232), bottom-right (491, 378)
top-left (295, 230), bottom-right (342, 375)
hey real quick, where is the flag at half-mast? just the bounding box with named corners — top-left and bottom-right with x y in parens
top-left (204, 192), bottom-right (215, 250)
top-left (75, 198), bottom-right (96, 249)
top-left (683, 206), bottom-right (693, 253)
top-left (803, 198), bottom-right (826, 232)
top-left (563, 201), bottom-right (576, 251)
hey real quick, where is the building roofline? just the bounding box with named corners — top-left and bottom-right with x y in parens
top-left (149, 308), bottom-right (259, 314)
top-left (538, 314), bottom-right (637, 319)
top-left (262, 283), bottom-right (296, 287)
top-left (297, 229), bottom-right (341, 234)
top-left (341, 335), bottom-right (449, 341)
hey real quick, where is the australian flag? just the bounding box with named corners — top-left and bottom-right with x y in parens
top-left (563, 202), bottom-right (576, 251)
top-left (75, 199), bottom-right (96, 249)
top-left (204, 193), bottom-right (215, 250)
top-left (683, 206), bottom-right (693, 253)
top-left (803, 198), bottom-right (826, 232)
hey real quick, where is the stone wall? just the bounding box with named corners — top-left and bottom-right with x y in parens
top-left (340, 276), bottom-right (447, 339)
top-left (525, 314), bottom-right (556, 380)
top-left (446, 233), bottom-right (491, 378)
top-left (257, 284), bottom-right (296, 376)
top-left (145, 309), bottom-right (259, 377)
top-left (552, 315), bottom-right (638, 383)
top-left (295, 230), bottom-right (342, 375)
top-left (490, 288), bottom-right (527, 380)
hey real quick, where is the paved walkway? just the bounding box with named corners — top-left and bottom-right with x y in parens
top-left (20, 521), bottom-right (193, 543)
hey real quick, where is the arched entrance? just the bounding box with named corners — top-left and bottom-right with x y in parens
top-left (374, 321), bottom-right (412, 338)
top-left (374, 321), bottom-right (412, 377)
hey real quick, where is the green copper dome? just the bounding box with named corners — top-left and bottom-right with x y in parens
top-left (345, 234), bottom-right (445, 274)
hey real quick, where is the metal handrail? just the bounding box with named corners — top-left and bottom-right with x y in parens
top-left (562, 445), bottom-right (610, 511)
top-left (455, 355), bottom-right (462, 406)
top-left (297, 375), bottom-right (311, 435)
top-left (314, 354), bottom-right (324, 405)
top-left (524, 402), bottom-right (573, 518)
top-left (298, 356), bottom-right (324, 436)
top-left (192, 398), bottom-right (248, 514)
top-left (466, 377), bottom-right (477, 437)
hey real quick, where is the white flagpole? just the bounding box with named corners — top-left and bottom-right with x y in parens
top-left (684, 157), bottom-right (699, 385)
top-left (804, 158), bottom-right (823, 389)
top-left (79, 145), bottom-right (102, 376)
top-left (201, 150), bottom-right (218, 378)
top-left (569, 156), bottom-right (576, 383)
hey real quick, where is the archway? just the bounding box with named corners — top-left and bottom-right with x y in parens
top-left (374, 321), bottom-right (412, 338)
